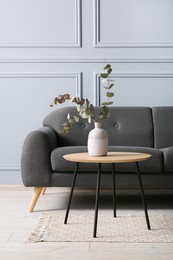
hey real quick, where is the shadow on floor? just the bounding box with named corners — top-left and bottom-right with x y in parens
top-left (66, 190), bottom-right (173, 210)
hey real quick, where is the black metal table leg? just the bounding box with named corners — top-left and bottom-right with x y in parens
top-left (64, 162), bottom-right (79, 224)
top-left (93, 163), bottom-right (102, 238)
top-left (112, 163), bottom-right (116, 217)
top-left (136, 162), bottom-right (151, 230)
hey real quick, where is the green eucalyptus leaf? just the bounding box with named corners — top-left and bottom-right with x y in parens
top-left (84, 98), bottom-right (90, 107)
top-left (98, 114), bottom-right (104, 120)
top-left (88, 117), bottom-right (92, 123)
top-left (53, 97), bottom-right (62, 104)
top-left (76, 104), bottom-right (81, 112)
top-left (106, 92), bottom-right (114, 98)
top-left (107, 68), bottom-right (112, 75)
top-left (101, 101), bottom-right (113, 106)
top-left (79, 111), bottom-right (89, 118)
top-left (109, 83), bottom-right (114, 89)
top-left (71, 97), bottom-right (78, 103)
top-left (63, 122), bottom-right (70, 127)
top-left (73, 115), bottom-right (79, 122)
top-left (102, 105), bottom-right (109, 112)
top-left (63, 94), bottom-right (70, 100)
top-left (100, 73), bottom-right (108, 78)
top-left (60, 128), bottom-right (69, 135)
top-left (105, 112), bottom-right (110, 118)
top-left (104, 64), bottom-right (111, 69)
top-left (67, 113), bottom-right (71, 119)
top-left (63, 126), bottom-right (70, 129)
top-left (68, 119), bottom-right (75, 124)
top-left (104, 83), bottom-right (114, 90)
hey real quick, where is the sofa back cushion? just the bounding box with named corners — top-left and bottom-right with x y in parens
top-left (43, 106), bottom-right (154, 147)
top-left (152, 107), bottom-right (173, 148)
top-left (105, 107), bottom-right (153, 147)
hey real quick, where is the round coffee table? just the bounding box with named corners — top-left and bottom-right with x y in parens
top-left (63, 152), bottom-right (151, 238)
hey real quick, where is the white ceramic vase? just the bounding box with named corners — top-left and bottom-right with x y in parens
top-left (87, 122), bottom-right (108, 156)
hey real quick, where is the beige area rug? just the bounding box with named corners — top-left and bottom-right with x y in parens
top-left (26, 212), bottom-right (173, 243)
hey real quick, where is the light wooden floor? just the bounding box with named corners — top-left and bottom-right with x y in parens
top-left (0, 186), bottom-right (173, 260)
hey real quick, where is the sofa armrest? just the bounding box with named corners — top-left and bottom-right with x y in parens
top-left (21, 126), bottom-right (58, 187)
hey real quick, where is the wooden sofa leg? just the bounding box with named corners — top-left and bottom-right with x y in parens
top-left (28, 187), bottom-right (43, 212)
top-left (41, 187), bottom-right (46, 195)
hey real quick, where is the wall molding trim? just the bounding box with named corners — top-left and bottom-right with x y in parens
top-left (1, 57), bottom-right (173, 63)
top-left (94, 0), bottom-right (173, 48)
top-left (0, 0), bottom-right (81, 48)
top-left (0, 72), bottom-right (82, 98)
top-left (94, 72), bottom-right (173, 106)
top-left (0, 166), bottom-right (20, 171)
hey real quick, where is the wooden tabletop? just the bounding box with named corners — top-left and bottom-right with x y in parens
top-left (63, 152), bottom-right (151, 164)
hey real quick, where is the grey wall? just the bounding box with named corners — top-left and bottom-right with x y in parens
top-left (0, 0), bottom-right (173, 184)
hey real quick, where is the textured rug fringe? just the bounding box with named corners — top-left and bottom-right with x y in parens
top-left (26, 213), bottom-right (53, 243)
top-left (26, 213), bottom-right (173, 243)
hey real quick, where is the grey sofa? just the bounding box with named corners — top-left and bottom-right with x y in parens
top-left (21, 106), bottom-right (173, 212)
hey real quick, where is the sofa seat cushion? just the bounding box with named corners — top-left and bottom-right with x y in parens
top-left (51, 146), bottom-right (163, 173)
top-left (160, 147), bottom-right (173, 172)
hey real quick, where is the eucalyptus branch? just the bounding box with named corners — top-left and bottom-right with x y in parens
top-left (51, 64), bottom-right (114, 134)
top-left (98, 64), bottom-right (114, 120)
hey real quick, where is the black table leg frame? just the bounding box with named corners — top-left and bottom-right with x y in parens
top-left (94, 163), bottom-right (116, 237)
top-left (112, 163), bottom-right (116, 218)
top-left (64, 160), bottom-right (151, 239)
top-left (136, 162), bottom-right (151, 230)
top-left (93, 163), bottom-right (102, 238)
top-left (64, 162), bottom-right (79, 224)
